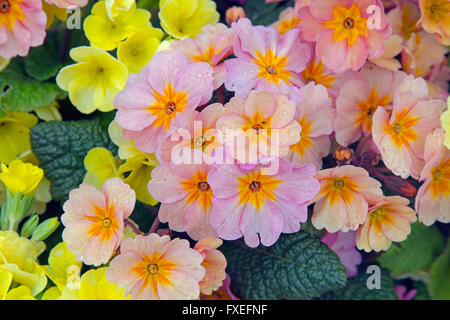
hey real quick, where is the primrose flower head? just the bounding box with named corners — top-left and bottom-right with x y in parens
top-left (298, 0), bottom-right (391, 73)
top-left (208, 157), bottom-right (320, 247)
top-left (372, 75), bottom-right (446, 179)
top-left (171, 23), bottom-right (235, 89)
top-left (77, 267), bottom-right (130, 300)
top-left (84, 1), bottom-right (150, 51)
top-left (61, 178), bottom-right (136, 266)
top-left (118, 26), bottom-right (164, 74)
top-left (159, 0), bottom-right (220, 39)
top-left (356, 196), bottom-right (416, 252)
top-left (194, 237), bottom-right (227, 295)
top-left (224, 18), bottom-right (311, 100)
top-left (287, 82), bottom-right (335, 170)
top-left (106, 233), bottom-right (205, 300)
top-left (114, 49), bottom-right (214, 154)
top-left (415, 128), bottom-right (450, 225)
top-left (56, 46), bottom-right (128, 114)
top-left (148, 159), bottom-right (217, 241)
top-left (312, 165), bottom-right (383, 233)
top-left (334, 64), bottom-right (407, 147)
top-left (0, 160), bottom-right (43, 196)
top-left (216, 90), bottom-right (302, 164)
top-left (418, 0), bottom-right (450, 45)
top-left (0, 0), bottom-right (46, 59)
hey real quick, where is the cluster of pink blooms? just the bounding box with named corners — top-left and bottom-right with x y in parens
top-left (0, 0), bottom-right (88, 59)
top-left (60, 0), bottom-right (449, 299)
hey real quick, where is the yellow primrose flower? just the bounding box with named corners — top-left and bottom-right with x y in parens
top-left (77, 268), bottom-right (130, 300)
top-left (56, 46), bottom-right (128, 114)
top-left (0, 111), bottom-right (38, 165)
top-left (0, 269), bottom-right (35, 300)
top-left (42, 1), bottom-right (67, 29)
top-left (0, 231), bottom-right (47, 297)
top-left (83, 147), bottom-right (121, 190)
top-left (84, 1), bottom-right (150, 51)
top-left (118, 26), bottom-right (164, 73)
top-left (43, 242), bottom-right (82, 291)
top-left (0, 160), bottom-right (44, 196)
top-left (35, 101), bottom-right (63, 122)
top-left (105, 0), bottom-right (135, 20)
top-left (159, 0), bottom-right (220, 39)
top-left (442, 97), bottom-right (450, 149)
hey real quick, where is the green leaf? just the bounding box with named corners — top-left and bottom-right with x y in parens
top-left (0, 60), bottom-right (66, 112)
top-left (244, 0), bottom-right (294, 26)
top-left (221, 231), bottom-right (347, 300)
top-left (323, 265), bottom-right (397, 300)
top-left (24, 42), bottom-right (62, 81)
top-left (30, 119), bottom-right (117, 202)
top-left (428, 239), bottom-right (450, 300)
top-left (413, 281), bottom-right (431, 300)
top-left (377, 222), bottom-right (444, 274)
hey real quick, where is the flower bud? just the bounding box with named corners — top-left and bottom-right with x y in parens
top-left (21, 214), bottom-right (39, 238)
top-left (31, 218), bottom-right (60, 241)
top-left (226, 6), bottom-right (246, 26)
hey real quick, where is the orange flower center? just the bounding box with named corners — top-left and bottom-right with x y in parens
top-left (237, 171), bottom-right (282, 210)
top-left (147, 82), bottom-right (188, 131)
top-left (430, 157), bottom-right (450, 198)
top-left (0, 0), bottom-right (25, 31)
top-left (356, 89), bottom-right (391, 133)
top-left (383, 109), bottom-right (419, 148)
top-left (192, 45), bottom-right (220, 65)
top-left (181, 171), bottom-right (213, 211)
top-left (85, 204), bottom-right (119, 241)
top-left (321, 176), bottom-right (359, 205)
top-left (290, 116), bottom-right (312, 157)
top-left (279, 16), bottom-right (301, 34)
top-left (301, 59), bottom-right (335, 89)
top-left (324, 4), bottom-right (368, 46)
top-left (253, 49), bottom-right (292, 85)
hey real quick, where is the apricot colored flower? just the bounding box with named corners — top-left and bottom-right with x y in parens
top-left (148, 160), bottom-right (216, 240)
top-left (194, 237), bottom-right (227, 295)
top-left (321, 230), bottom-right (362, 277)
top-left (106, 234), bottom-right (205, 300)
top-left (171, 23), bottom-right (235, 89)
top-left (84, 1), bottom-right (150, 51)
top-left (159, 0), bottom-right (219, 39)
top-left (298, 0), bottom-right (391, 73)
top-left (61, 178), bottom-right (136, 266)
top-left (208, 158), bottom-right (320, 247)
top-left (117, 26), bottom-right (164, 74)
top-left (401, 31), bottom-right (448, 79)
top-left (300, 43), bottom-right (358, 99)
top-left (387, 0), bottom-right (421, 41)
top-left (0, 160), bottom-right (43, 196)
top-left (312, 165), bottom-right (383, 233)
top-left (0, 0), bottom-right (46, 59)
top-left (216, 90), bottom-right (301, 164)
top-left (415, 128), bottom-right (450, 225)
top-left (418, 0), bottom-right (450, 45)
top-left (56, 46), bottom-right (128, 114)
top-left (0, 111), bottom-right (37, 164)
top-left (368, 34), bottom-right (403, 71)
top-left (356, 196), bottom-right (416, 252)
top-left (159, 103), bottom-right (226, 163)
top-left (334, 64), bottom-right (407, 146)
top-left (372, 75), bottom-right (445, 179)
top-left (114, 50), bottom-right (214, 154)
top-left (224, 18), bottom-right (310, 100)
top-left (44, 0), bottom-right (88, 8)
top-left (287, 83), bottom-right (335, 170)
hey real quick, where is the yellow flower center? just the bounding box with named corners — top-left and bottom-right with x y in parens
top-left (383, 109), bottom-right (419, 148)
top-left (430, 158), bottom-right (450, 198)
top-left (290, 117), bottom-right (312, 157)
top-left (321, 176), bottom-right (359, 205)
top-left (0, 0), bottom-right (24, 31)
top-left (85, 204), bottom-right (119, 241)
top-left (180, 171), bottom-right (213, 211)
top-left (324, 4), bottom-right (368, 46)
top-left (237, 171), bottom-right (282, 210)
top-left (132, 252), bottom-right (176, 295)
top-left (242, 112), bottom-right (272, 136)
top-left (253, 49), bottom-right (292, 85)
top-left (279, 16), bottom-right (301, 34)
top-left (192, 45), bottom-right (220, 65)
top-left (301, 59), bottom-right (335, 89)
top-left (147, 82), bottom-right (188, 131)
top-left (355, 89), bottom-right (391, 133)
top-left (426, 0), bottom-right (450, 21)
